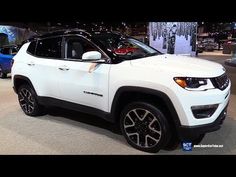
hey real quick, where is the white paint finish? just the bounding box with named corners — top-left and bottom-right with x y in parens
top-left (56, 60), bottom-right (110, 112)
top-left (130, 54), bottom-right (225, 78)
top-left (82, 51), bottom-right (102, 60)
top-left (12, 42), bottom-right (230, 128)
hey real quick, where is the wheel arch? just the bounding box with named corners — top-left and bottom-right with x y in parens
top-left (110, 86), bottom-right (181, 128)
top-left (13, 75), bottom-right (37, 95)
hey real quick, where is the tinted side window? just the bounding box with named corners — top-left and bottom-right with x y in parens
top-left (36, 37), bottom-right (62, 58)
top-left (27, 41), bottom-right (37, 55)
top-left (66, 37), bottom-right (106, 60)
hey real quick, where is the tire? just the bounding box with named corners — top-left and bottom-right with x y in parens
top-left (17, 84), bottom-right (44, 116)
top-left (120, 102), bottom-right (171, 153)
top-left (192, 134), bottom-right (205, 145)
top-left (163, 132), bottom-right (180, 150)
top-left (0, 66), bottom-right (7, 78)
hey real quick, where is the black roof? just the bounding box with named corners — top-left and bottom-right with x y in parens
top-left (31, 28), bottom-right (124, 39)
top-left (38, 28), bottom-right (92, 38)
top-left (20, 29), bottom-right (126, 46)
top-left (20, 29), bottom-right (92, 44)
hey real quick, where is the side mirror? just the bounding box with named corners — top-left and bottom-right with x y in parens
top-left (82, 51), bottom-right (101, 60)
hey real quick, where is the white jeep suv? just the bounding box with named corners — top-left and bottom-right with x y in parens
top-left (11, 29), bottom-right (231, 153)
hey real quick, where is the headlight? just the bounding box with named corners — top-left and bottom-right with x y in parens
top-left (174, 77), bottom-right (214, 91)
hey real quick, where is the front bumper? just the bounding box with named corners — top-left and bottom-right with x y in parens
top-left (171, 79), bottom-right (231, 126)
top-left (177, 103), bottom-right (228, 141)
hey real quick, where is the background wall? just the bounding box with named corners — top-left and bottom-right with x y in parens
top-left (0, 25), bottom-right (36, 47)
top-left (149, 22), bottom-right (197, 56)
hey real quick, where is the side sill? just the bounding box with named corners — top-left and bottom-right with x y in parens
top-left (37, 96), bottom-right (114, 123)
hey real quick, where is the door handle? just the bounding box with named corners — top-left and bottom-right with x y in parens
top-left (58, 65), bottom-right (70, 71)
top-left (27, 62), bottom-right (35, 66)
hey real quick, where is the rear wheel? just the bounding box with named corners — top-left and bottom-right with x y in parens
top-left (0, 66), bottom-right (7, 78)
top-left (120, 102), bottom-right (171, 153)
top-left (17, 84), bottom-right (44, 116)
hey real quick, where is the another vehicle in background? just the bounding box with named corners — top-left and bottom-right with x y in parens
top-left (0, 45), bottom-right (19, 78)
top-left (196, 41), bottom-right (204, 53)
top-left (222, 39), bottom-right (236, 54)
top-left (197, 38), bottom-right (218, 52)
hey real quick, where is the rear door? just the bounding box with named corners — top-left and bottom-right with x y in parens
top-left (26, 37), bottom-right (63, 98)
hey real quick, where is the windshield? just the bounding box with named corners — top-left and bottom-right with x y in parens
top-left (93, 33), bottom-right (162, 60)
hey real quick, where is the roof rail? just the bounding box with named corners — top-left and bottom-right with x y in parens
top-left (38, 28), bottom-right (92, 38)
top-left (20, 28), bottom-right (122, 46)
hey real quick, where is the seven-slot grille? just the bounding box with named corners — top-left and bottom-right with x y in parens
top-left (211, 73), bottom-right (229, 90)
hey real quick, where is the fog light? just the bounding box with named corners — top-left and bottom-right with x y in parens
top-left (191, 104), bottom-right (218, 119)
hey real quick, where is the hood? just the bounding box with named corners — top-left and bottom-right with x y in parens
top-left (130, 54), bottom-right (225, 77)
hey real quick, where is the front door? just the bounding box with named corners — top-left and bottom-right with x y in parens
top-left (57, 36), bottom-right (111, 112)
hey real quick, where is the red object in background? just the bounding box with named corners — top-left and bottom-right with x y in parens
top-left (113, 47), bottom-right (138, 55)
top-left (223, 39), bottom-right (236, 54)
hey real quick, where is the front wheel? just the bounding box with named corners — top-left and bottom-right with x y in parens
top-left (17, 84), bottom-right (44, 116)
top-left (120, 102), bottom-right (171, 153)
top-left (192, 134), bottom-right (205, 145)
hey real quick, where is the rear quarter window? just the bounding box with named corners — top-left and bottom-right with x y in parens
top-left (35, 37), bottom-right (62, 58)
top-left (27, 41), bottom-right (37, 55)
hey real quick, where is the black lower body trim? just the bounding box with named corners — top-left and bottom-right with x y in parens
top-left (177, 103), bottom-right (228, 141)
top-left (37, 96), bottom-right (113, 122)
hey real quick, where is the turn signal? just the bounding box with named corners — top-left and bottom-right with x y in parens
top-left (174, 78), bottom-right (187, 88)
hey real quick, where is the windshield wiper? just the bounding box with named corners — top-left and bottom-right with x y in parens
top-left (145, 52), bottom-right (159, 57)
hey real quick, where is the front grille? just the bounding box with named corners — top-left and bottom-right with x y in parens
top-left (211, 73), bottom-right (229, 90)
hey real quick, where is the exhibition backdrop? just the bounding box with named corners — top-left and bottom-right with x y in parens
top-left (149, 22), bottom-right (197, 56)
top-left (0, 25), bottom-right (36, 47)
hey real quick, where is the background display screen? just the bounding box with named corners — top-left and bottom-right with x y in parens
top-left (149, 22), bottom-right (197, 56)
top-left (0, 25), bottom-right (36, 46)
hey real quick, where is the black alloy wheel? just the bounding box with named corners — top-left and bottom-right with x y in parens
top-left (18, 85), bottom-right (44, 116)
top-left (120, 102), bottom-right (171, 153)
